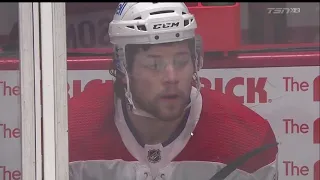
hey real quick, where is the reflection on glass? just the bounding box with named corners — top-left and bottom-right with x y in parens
top-left (66, 3), bottom-right (116, 49)
top-left (201, 2), bottom-right (236, 6)
top-left (67, 3), bottom-right (279, 180)
top-left (0, 2), bottom-right (22, 180)
top-left (241, 2), bottom-right (319, 46)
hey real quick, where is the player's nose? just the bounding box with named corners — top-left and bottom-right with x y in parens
top-left (163, 64), bottom-right (179, 84)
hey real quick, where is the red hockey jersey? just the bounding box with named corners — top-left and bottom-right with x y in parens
top-left (68, 80), bottom-right (278, 180)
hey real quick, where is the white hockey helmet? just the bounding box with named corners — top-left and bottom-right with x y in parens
top-left (109, 2), bottom-right (202, 71)
top-left (109, 2), bottom-right (197, 46)
top-left (108, 2), bottom-right (203, 117)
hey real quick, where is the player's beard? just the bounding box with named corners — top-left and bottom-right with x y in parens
top-left (130, 86), bottom-right (190, 122)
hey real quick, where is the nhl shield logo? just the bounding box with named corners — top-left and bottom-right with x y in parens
top-left (147, 149), bottom-right (161, 163)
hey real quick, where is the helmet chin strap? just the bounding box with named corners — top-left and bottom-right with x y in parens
top-left (124, 68), bottom-right (157, 119)
top-left (123, 57), bottom-right (203, 119)
top-left (125, 91), bottom-right (156, 119)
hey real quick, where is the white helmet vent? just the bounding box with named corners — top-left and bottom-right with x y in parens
top-left (137, 25), bottom-right (147, 31)
top-left (184, 18), bottom-right (194, 27)
top-left (126, 25), bottom-right (147, 31)
top-left (184, 20), bottom-right (189, 26)
top-left (150, 10), bottom-right (174, 15)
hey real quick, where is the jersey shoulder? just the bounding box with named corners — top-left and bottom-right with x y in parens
top-left (68, 80), bottom-right (133, 162)
top-left (178, 87), bottom-right (278, 173)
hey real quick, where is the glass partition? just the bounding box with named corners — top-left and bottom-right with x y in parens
top-left (0, 3), bottom-right (22, 180)
top-left (241, 2), bottom-right (319, 48)
top-left (0, 2), bottom-right (42, 180)
top-left (0, 3), bottom-right (69, 180)
top-left (65, 3), bottom-right (319, 180)
top-left (40, 3), bottom-right (69, 180)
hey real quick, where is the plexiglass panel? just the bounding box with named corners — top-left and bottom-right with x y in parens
top-left (241, 2), bottom-right (319, 46)
top-left (0, 3), bottom-right (22, 180)
top-left (65, 3), bottom-right (319, 180)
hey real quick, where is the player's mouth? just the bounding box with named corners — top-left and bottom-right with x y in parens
top-left (160, 94), bottom-right (180, 101)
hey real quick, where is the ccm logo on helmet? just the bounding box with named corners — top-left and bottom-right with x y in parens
top-left (153, 22), bottom-right (180, 30)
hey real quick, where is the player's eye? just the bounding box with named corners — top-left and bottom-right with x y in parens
top-left (143, 58), bottom-right (165, 71)
top-left (146, 62), bottom-right (159, 70)
top-left (173, 55), bottom-right (191, 69)
top-left (142, 55), bottom-right (191, 71)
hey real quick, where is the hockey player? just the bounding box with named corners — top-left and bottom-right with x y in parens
top-left (68, 3), bottom-right (278, 180)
